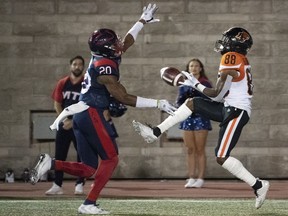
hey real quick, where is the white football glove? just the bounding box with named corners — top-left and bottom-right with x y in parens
top-left (140, 3), bottom-right (160, 23)
top-left (181, 71), bottom-right (200, 87)
top-left (157, 100), bottom-right (177, 115)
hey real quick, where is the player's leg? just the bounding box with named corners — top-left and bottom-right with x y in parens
top-left (53, 110), bottom-right (100, 179)
top-left (30, 114), bottom-right (100, 187)
top-left (133, 97), bottom-right (222, 143)
top-left (77, 108), bottom-right (118, 214)
top-left (133, 99), bottom-right (193, 143)
top-left (85, 108), bottom-right (119, 200)
top-left (215, 108), bottom-right (269, 209)
top-left (183, 130), bottom-right (197, 188)
top-left (53, 120), bottom-right (97, 178)
top-left (31, 128), bottom-right (79, 186)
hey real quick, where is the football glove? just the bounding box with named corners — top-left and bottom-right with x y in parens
top-left (140, 3), bottom-right (160, 23)
top-left (157, 100), bottom-right (177, 115)
top-left (181, 71), bottom-right (200, 87)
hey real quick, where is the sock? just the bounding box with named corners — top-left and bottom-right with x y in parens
top-left (83, 199), bottom-right (95, 205)
top-left (252, 180), bottom-right (263, 191)
top-left (157, 104), bottom-right (192, 133)
top-left (153, 127), bottom-right (161, 137)
top-left (55, 160), bottom-right (95, 178)
top-left (88, 156), bottom-right (119, 201)
top-left (222, 156), bottom-right (257, 186)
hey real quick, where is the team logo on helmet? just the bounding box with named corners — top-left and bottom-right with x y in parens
top-left (235, 31), bottom-right (250, 43)
top-left (214, 27), bottom-right (253, 55)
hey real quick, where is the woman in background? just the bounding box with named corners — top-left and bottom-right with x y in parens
top-left (176, 59), bottom-right (212, 188)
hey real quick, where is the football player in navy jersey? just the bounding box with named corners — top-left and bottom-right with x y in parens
top-left (30, 3), bottom-right (176, 215)
top-left (46, 55), bottom-right (86, 195)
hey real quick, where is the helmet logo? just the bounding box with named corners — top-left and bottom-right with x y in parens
top-left (97, 32), bottom-right (115, 45)
top-left (235, 31), bottom-right (250, 43)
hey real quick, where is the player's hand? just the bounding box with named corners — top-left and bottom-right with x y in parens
top-left (62, 119), bottom-right (73, 130)
top-left (157, 100), bottom-right (177, 115)
top-left (140, 3), bottom-right (160, 24)
top-left (181, 71), bottom-right (200, 87)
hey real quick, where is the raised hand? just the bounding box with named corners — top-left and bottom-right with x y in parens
top-left (140, 3), bottom-right (160, 24)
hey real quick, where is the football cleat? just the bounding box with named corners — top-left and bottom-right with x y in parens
top-left (255, 179), bottom-right (270, 209)
top-left (78, 204), bottom-right (109, 215)
top-left (132, 120), bottom-right (158, 143)
top-left (45, 183), bottom-right (63, 195)
top-left (30, 153), bottom-right (52, 185)
top-left (74, 183), bottom-right (84, 195)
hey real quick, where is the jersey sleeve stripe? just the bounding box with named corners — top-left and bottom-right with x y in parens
top-left (93, 58), bottom-right (117, 69)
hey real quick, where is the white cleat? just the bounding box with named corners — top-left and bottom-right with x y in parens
top-left (132, 120), bottom-right (158, 143)
top-left (30, 153), bottom-right (52, 185)
top-left (255, 179), bottom-right (270, 209)
top-left (45, 182), bottom-right (63, 195)
top-left (75, 183), bottom-right (84, 195)
top-left (78, 204), bottom-right (109, 215)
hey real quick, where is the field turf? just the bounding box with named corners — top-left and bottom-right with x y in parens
top-left (0, 198), bottom-right (287, 216)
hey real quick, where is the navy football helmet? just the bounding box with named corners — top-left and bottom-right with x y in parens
top-left (88, 28), bottom-right (123, 58)
top-left (214, 27), bottom-right (253, 55)
top-left (109, 97), bottom-right (127, 118)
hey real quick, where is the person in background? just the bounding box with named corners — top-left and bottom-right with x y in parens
top-left (46, 56), bottom-right (86, 195)
top-left (176, 59), bottom-right (212, 188)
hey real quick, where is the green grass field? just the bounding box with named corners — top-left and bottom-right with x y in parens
top-left (0, 198), bottom-right (287, 216)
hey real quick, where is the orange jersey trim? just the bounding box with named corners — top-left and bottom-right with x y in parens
top-left (93, 58), bottom-right (117, 69)
top-left (220, 52), bottom-right (247, 82)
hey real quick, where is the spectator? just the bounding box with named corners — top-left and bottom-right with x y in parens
top-left (176, 59), bottom-right (212, 188)
top-left (46, 56), bottom-right (85, 195)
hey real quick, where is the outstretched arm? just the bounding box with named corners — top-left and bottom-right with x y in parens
top-left (122, 3), bottom-right (160, 52)
top-left (182, 70), bottom-right (238, 99)
top-left (99, 75), bottom-right (137, 106)
top-left (97, 75), bottom-right (176, 115)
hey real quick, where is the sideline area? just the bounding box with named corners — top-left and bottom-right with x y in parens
top-left (0, 179), bottom-right (287, 199)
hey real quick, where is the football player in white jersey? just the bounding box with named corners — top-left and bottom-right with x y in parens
top-left (133, 27), bottom-right (270, 209)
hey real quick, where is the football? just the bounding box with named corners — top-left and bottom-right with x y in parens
top-left (160, 67), bottom-right (185, 86)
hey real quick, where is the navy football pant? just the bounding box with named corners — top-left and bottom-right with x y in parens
top-left (55, 107), bottom-right (119, 201)
top-left (54, 126), bottom-right (85, 186)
